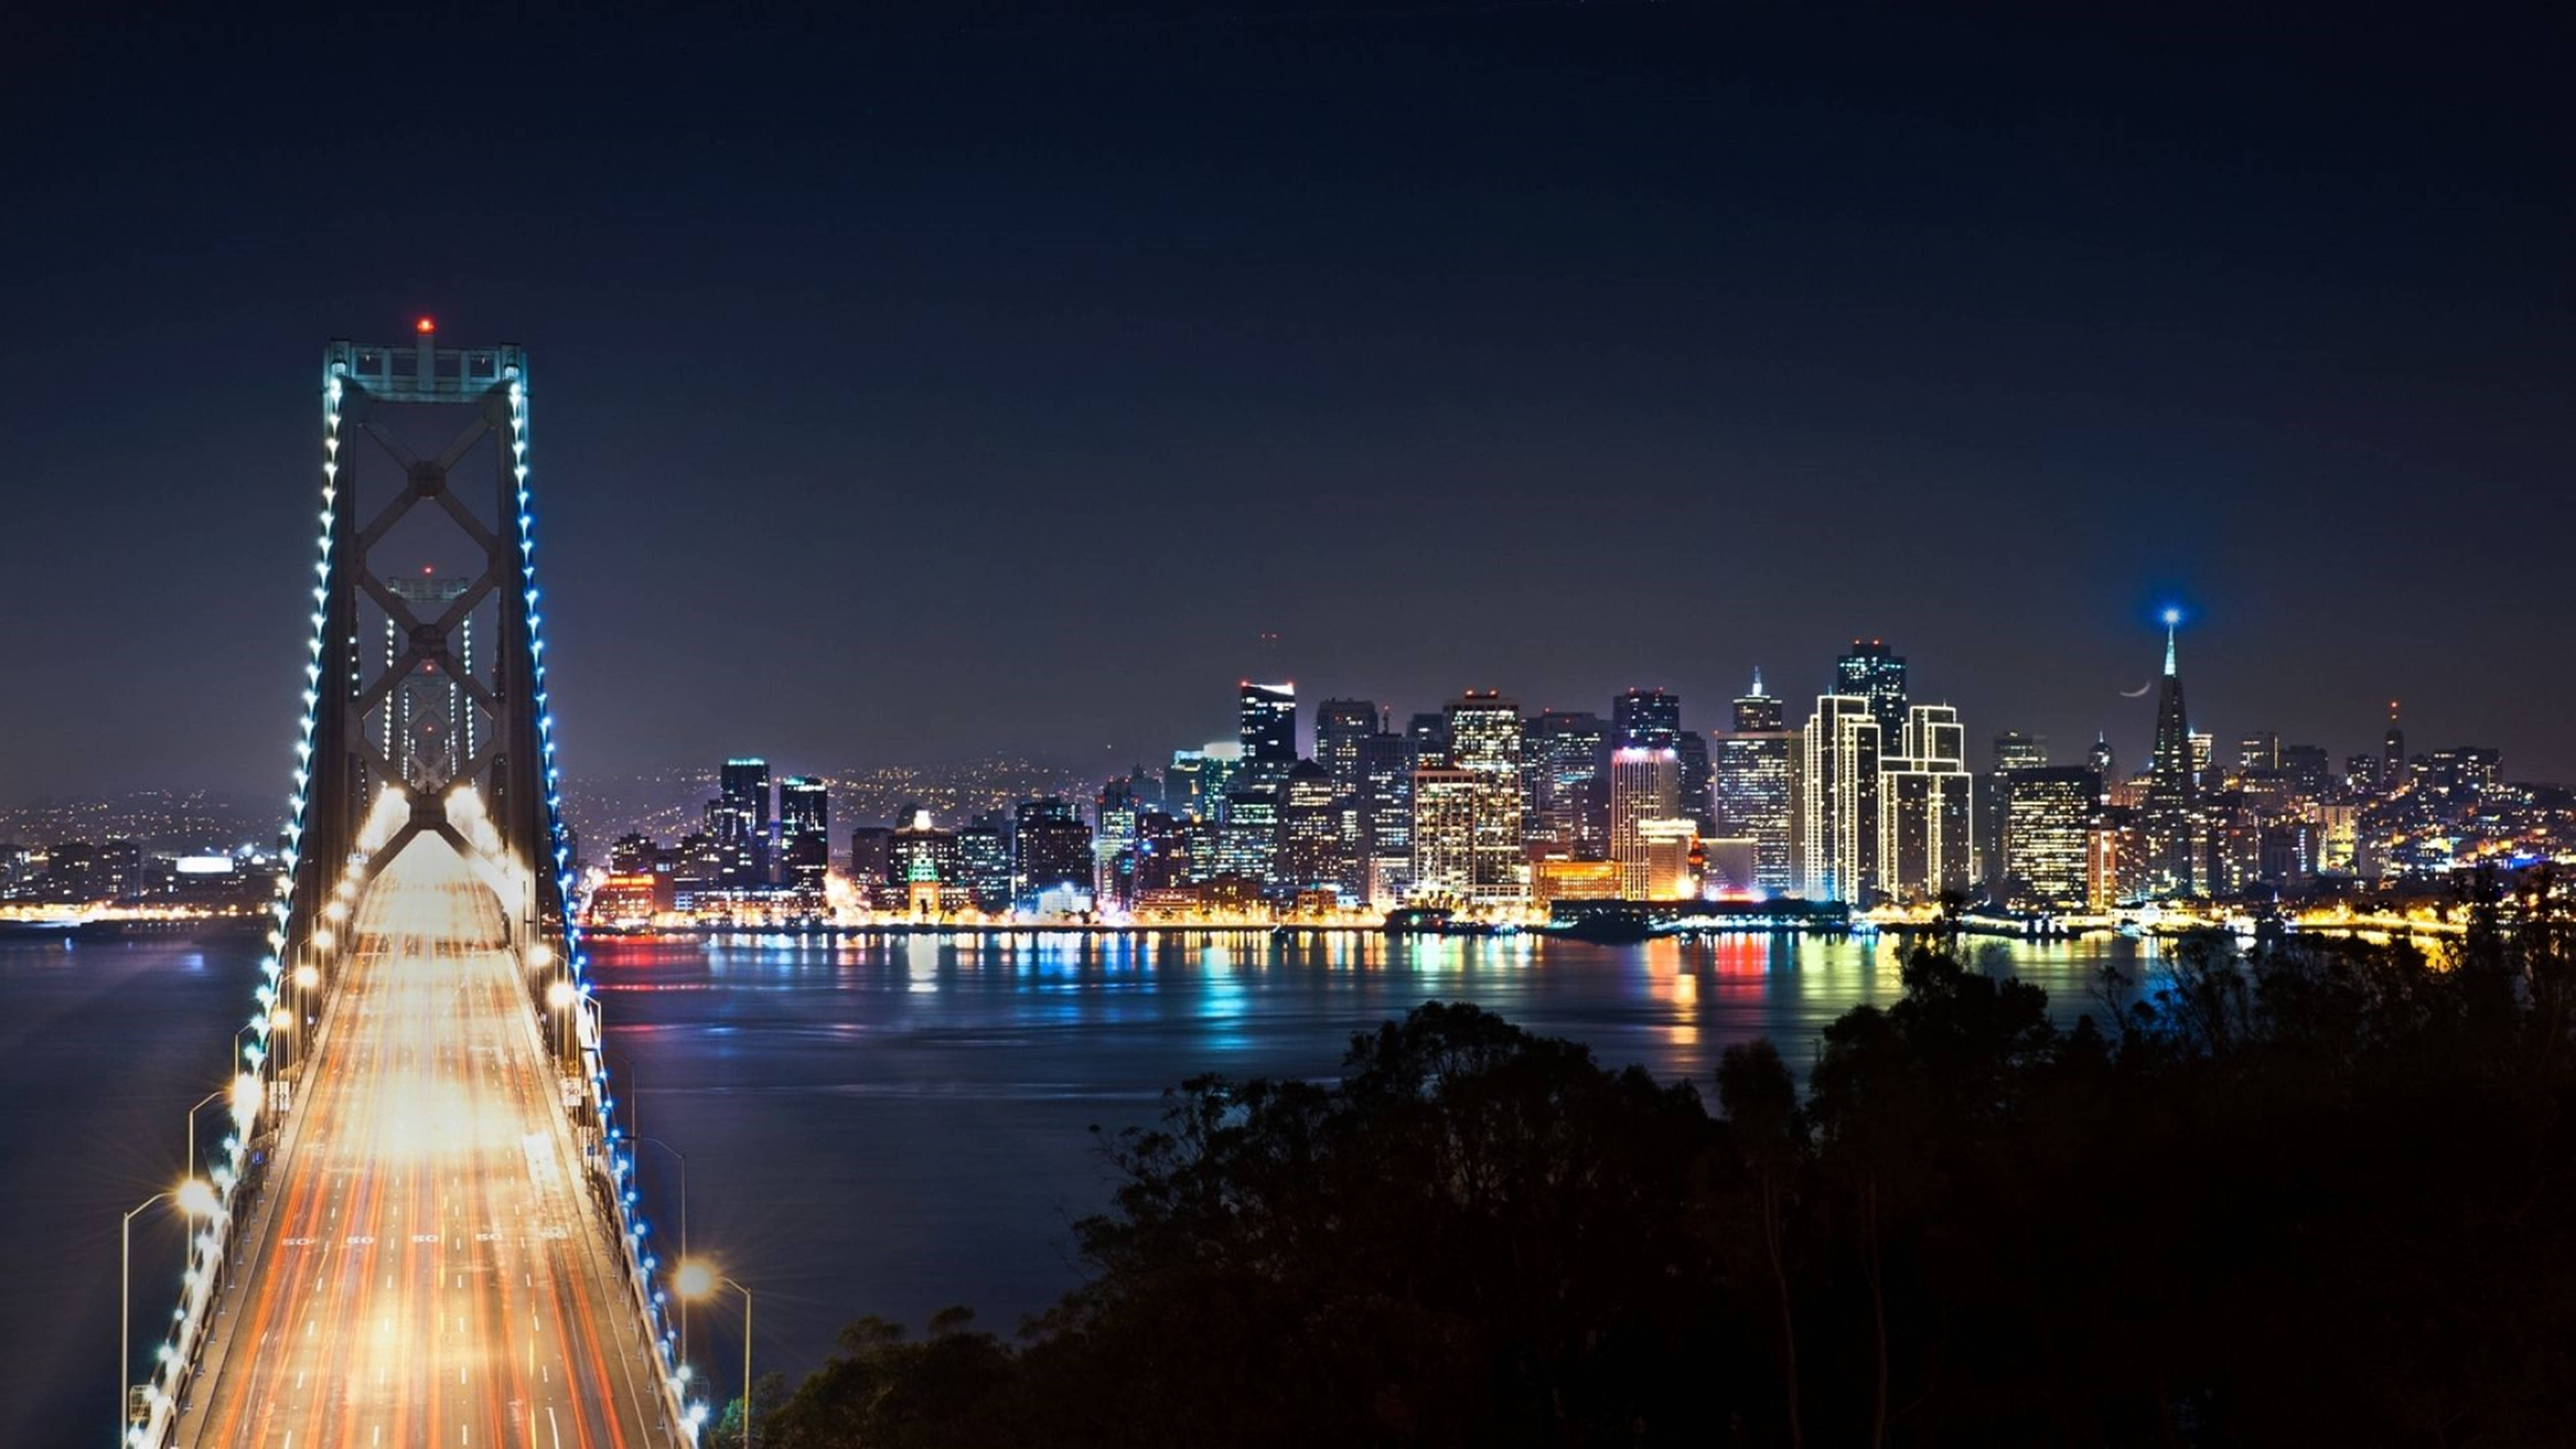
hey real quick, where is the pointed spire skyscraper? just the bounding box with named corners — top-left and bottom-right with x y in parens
top-left (2141, 608), bottom-right (2200, 896)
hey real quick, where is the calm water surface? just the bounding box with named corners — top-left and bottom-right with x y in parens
top-left (1, 928), bottom-right (2162, 1443)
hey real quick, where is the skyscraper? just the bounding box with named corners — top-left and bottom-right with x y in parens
top-left (1274, 759), bottom-right (1352, 901)
top-left (2140, 611), bottom-right (2201, 896)
top-left (1713, 671), bottom-right (1795, 894)
top-left (1800, 695), bottom-right (1882, 902)
top-left (2002, 767), bottom-right (2098, 910)
top-left (1357, 730), bottom-right (1412, 896)
top-left (1408, 767), bottom-right (1481, 904)
top-left (1314, 698), bottom-right (1379, 797)
top-left (1608, 746), bottom-right (1680, 899)
top-left (1835, 640), bottom-right (1909, 744)
top-left (2384, 701), bottom-right (2406, 791)
top-left (779, 775), bottom-right (829, 897)
top-left (1445, 692), bottom-right (1529, 906)
top-left (708, 758), bottom-right (773, 888)
top-left (1732, 671), bottom-right (1785, 733)
top-left (1612, 688), bottom-right (1682, 750)
top-left (1880, 705), bottom-right (1974, 900)
top-left (1239, 681), bottom-right (1297, 766)
top-left (1013, 797), bottom-right (1094, 911)
top-left (1526, 710), bottom-right (1608, 857)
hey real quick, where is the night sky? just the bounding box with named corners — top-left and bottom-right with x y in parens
top-left (3, 3), bottom-right (2568, 804)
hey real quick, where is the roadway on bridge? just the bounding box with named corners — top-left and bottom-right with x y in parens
top-left (178, 836), bottom-right (670, 1448)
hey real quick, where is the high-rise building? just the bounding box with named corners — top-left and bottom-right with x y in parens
top-left (1612, 688), bottom-right (1682, 750)
top-left (1273, 760), bottom-right (1352, 901)
top-left (1881, 705), bottom-right (1974, 901)
top-left (2383, 701), bottom-right (2407, 791)
top-left (957, 819), bottom-right (1012, 912)
top-left (1445, 692), bottom-right (1528, 906)
top-left (1713, 671), bottom-right (1796, 895)
top-left (1095, 774), bottom-right (1142, 908)
top-left (1404, 711), bottom-right (1452, 770)
top-left (1732, 671), bottom-right (1786, 733)
top-left (1608, 746), bottom-right (1680, 899)
top-left (779, 775), bottom-right (829, 897)
top-left (2140, 612), bottom-right (2201, 897)
top-left (1408, 767), bottom-right (1482, 904)
top-left (1983, 732), bottom-right (2049, 887)
top-left (1835, 640), bottom-right (1909, 744)
top-left (1239, 681), bottom-right (1297, 765)
top-left (2236, 731), bottom-right (2282, 779)
top-left (1012, 797), bottom-right (1093, 911)
top-left (1527, 710), bottom-right (1608, 857)
top-left (1357, 731), bottom-right (1413, 894)
top-left (1215, 787), bottom-right (1281, 893)
top-left (2087, 734), bottom-right (2117, 801)
top-left (1799, 695), bottom-right (1882, 902)
top-left (2002, 767), bottom-right (2098, 910)
top-left (1637, 818), bottom-right (1699, 901)
top-left (706, 757), bottom-right (773, 889)
top-left (1314, 699), bottom-right (1379, 797)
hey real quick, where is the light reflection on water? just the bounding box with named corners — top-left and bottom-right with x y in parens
top-left (1, 927), bottom-right (2164, 1442)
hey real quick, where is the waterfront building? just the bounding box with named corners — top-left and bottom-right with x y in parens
top-left (1609, 745), bottom-right (1680, 899)
top-left (779, 775), bottom-right (828, 898)
top-left (1714, 671), bottom-right (1797, 895)
top-left (2002, 766), bottom-right (2097, 910)
top-left (1446, 691), bottom-right (1529, 906)
top-left (1274, 760), bottom-right (1352, 901)
top-left (1799, 694), bottom-right (1882, 903)
top-left (1012, 797), bottom-right (1093, 910)
top-left (1637, 817), bottom-right (1699, 901)
top-left (1215, 788), bottom-right (1280, 893)
top-left (1408, 767), bottom-right (1481, 904)
top-left (1357, 730), bottom-right (1412, 868)
top-left (958, 819), bottom-right (1012, 912)
top-left (1880, 705), bottom-right (1974, 901)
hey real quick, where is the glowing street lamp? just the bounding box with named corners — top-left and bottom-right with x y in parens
top-left (675, 1262), bottom-right (752, 1448)
top-left (122, 1182), bottom-right (219, 1437)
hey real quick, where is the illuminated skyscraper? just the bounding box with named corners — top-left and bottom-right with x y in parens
top-left (1314, 698), bottom-right (1379, 797)
top-left (1013, 797), bottom-right (1093, 910)
top-left (1881, 705), bottom-right (1974, 900)
top-left (1408, 767), bottom-right (1481, 903)
top-left (1800, 695), bottom-right (1881, 902)
top-left (1713, 671), bottom-right (1795, 894)
top-left (1608, 746), bottom-right (1680, 899)
top-left (2140, 611), bottom-right (2201, 896)
top-left (1357, 730), bottom-right (1412, 893)
top-left (2002, 767), bottom-right (2098, 910)
top-left (779, 775), bottom-right (829, 897)
top-left (1612, 688), bottom-right (1682, 750)
top-left (2087, 734), bottom-right (2117, 803)
top-left (1274, 759), bottom-right (1352, 900)
top-left (1445, 692), bottom-right (1528, 905)
top-left (2384, 701), bottom-right (2406, 791)
top-left (707, 758), bottom-right (772, 888)
top-left (1239, 681), bottom-right (1297, 765)
top-left (1835, 640), bottom-right (1909, 743)
top-left (1527, 710), bottom-right (1608, 856)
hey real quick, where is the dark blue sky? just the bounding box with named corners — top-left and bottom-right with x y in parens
top-left (2, 2), bottom-right (2568, 800)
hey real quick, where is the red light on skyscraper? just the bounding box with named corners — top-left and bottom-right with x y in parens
top-left (415, 316), bottom-right (436, 335)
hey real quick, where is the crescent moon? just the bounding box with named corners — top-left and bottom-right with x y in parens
top-left (2119, 681), bottom-right (2154, 698)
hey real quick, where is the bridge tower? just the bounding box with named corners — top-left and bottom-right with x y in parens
top-left (124, 331), bottom-right (704, 1446)
top-left (292, 323), bottom-right (567, 968)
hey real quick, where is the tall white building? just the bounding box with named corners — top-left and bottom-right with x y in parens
top-left (1445, 692), bottom-right (1528, 906)
top-left (1880, 704), bottom-right (1974, 901)
top-left (1408, 768), bottom-right (1482, 904)
top-left (1799, 695), bottom-right (1882, 902)
top-left (1609, 746), bottom-right (1680, 899)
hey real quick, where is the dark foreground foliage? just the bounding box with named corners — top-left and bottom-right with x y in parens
top-left (734, 876), bottom-right (2576, 1447)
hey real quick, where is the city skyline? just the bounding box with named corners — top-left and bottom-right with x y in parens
top-left (5, 6), bottom-right (2572, 801)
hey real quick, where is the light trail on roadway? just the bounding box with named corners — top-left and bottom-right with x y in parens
top-left (176, 836), bottom-right (671, 1447)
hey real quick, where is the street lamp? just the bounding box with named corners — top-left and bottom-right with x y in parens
top-left (674, 1261), bottom-right (751, 1449)
top-left (122, 1181), bottom-right (219, 1438)
top-left (546, 975), bottom-right (576, 1062)
top-left (184, 1090), bottom-right (223, 1181)
top-left (635, 1137), bottom-right (688, 1362)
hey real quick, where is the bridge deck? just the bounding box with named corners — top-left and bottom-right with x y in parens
top-left (177, 838), bottom-right (671, 1447)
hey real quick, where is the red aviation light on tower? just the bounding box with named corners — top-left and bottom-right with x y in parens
top-left (415, 316), bottom-right (436, 335)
